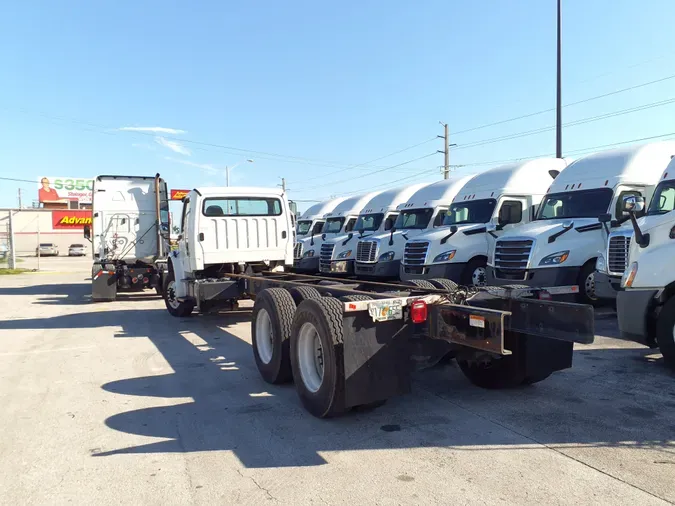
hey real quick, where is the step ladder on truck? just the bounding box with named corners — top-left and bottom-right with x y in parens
top-left (163, 185), bottom-right (595, 418)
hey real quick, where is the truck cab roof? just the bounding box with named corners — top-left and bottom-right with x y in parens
top-left (359, 183), bottom-right (430, 215)
top-left (324, 191), bottom-right (383, 218)
top-left (396, 175), bottom-right (475, 211)
top-left (194, 186), bottom-right (286, 198)
top-left (298, 197), bottom-right (350, 221)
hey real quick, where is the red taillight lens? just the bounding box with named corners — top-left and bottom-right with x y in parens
top-left (410, 300), bottom-right (428, 324)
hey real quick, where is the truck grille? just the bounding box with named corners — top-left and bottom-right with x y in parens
top-left (319, 242), bottom-right (335, 272)
top-left (494, 239), bottom-right (533, 279)
top-left (294, 242), bottom-right (303, 259)
top-left (356, 240), bottom-right (378, 263)
top-left (607, 235), bottom-right (631, 276)
top-left (403, 241), bottom-right (429, 265)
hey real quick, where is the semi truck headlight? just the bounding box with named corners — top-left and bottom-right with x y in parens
top-left (337, 250), bottom-right (352, 259)
top-left (379, 251), bottom-right (395, 262)
top-left (621, 262), bottom-right (638, 288)
top-left (433, 250), bottom-right (456, 263)
top-left (302, 249), bottom-right (315, 258)
top-left (539, 251), bottom-right (569, 266)
top-left (595, 254), bottom-right (606, 273)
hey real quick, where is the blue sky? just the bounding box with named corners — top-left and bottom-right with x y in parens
top-left (1, 1), bottom-right (675, 211)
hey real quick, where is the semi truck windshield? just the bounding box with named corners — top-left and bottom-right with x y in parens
top-left (354, 213), bottom-right (383, 232)
top-left (536, 188), bottom-right (613, 220)
top-left (647, 180), bottom-right (675, 216)
top-left (394, 208), bottom-right (434, 229)
top-left (323, 217), bottom-right (345, 233)
top-left (443, 199), bottom-right (496, 226)
top-left (297, 220), bottom-right (312, 235)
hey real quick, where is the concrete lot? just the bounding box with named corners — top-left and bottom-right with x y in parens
top-left (0, 270), bottom-right (674, 505)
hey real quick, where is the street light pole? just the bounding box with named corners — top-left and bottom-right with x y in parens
top-left (225, 159), bottom-right (254, 187)
top-left (556, 0), bottom-right (562, 159)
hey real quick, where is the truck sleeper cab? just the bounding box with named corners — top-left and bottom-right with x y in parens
top-left (400, 158), bottom-right (567, 286)
top-left (487, 142), bottom-right (675, 304)
top-left (354, 175), bottom-right (475, 280)
top-left (617, 159), bottom-right (675, 367)
top-left (293, 197), bottom-right (348, 272)
top-left (323, 184), bottom-right (429, 277)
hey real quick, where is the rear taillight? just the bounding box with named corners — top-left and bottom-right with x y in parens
top-left (410, 300), bottom-right (428, 324)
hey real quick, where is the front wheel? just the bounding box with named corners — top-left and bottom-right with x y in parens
top-left (656, 297), bottom-right (675, 369)
top-left (461, 258), bottom-right (487, 287)
top-left (577, 262), bottom-right (598, 305)
top-left (163, 270), bottom-right (194, 317)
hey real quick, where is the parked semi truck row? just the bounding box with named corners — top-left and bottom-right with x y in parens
top-left (162, 184), bottom-right (595, 418)
top-left (84, 174), bottom-right (170, 302)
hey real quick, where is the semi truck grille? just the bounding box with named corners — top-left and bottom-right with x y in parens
top-left (294, 242), bottom-right (303, 259)
top-left (607, 235), bottom-right (631, 276)
top-left (356, 240), bottom-right (378, 263)
top-left (319, 243), bottom-right (335, 272)
top-left (494, 239), bottom-right (533, 279)
top-left (403, 241), bottom-right (429, 265)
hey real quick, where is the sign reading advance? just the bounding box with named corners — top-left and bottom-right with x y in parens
top-left (39, 177), bottom-right (94, 204)
top-left (52, 210), bottom-right (93, 229)
top-left (170, 189), bottom-right (190, 200)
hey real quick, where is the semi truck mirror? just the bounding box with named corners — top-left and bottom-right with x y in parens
top-left (622, 195), bottom-right (645, 213)
top-left (598, 213), bottom-right (612, 223)
top-left (83, 225), bottom-right (91, 241)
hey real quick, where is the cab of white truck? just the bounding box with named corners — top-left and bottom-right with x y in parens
top-left (295, 192), bottom-right (380, 274)
top-left (399, 158), bottom-right (567, 285)
top-left (354, 175), bottom-right (474, 279)
top-left (616, 158), bottom-right (675, 367)
top-left (293, 197), bottom-right (348, 270)
top-left (322, 184), bottom-right (429, 276)
top-left (487, 141), bottom-right (675, 304)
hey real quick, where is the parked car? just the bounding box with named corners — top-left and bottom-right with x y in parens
top-left (68, 243), bottom-right (87, 256)
top-left (36, 243), bottom-right (59, 256)
top-left (0, 243), bottom-right (7, 260)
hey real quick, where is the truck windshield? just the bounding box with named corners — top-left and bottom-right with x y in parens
top-left (394, 208), bottom-right (434, 229)
top-left (647, 180), bottom-right (675, 216)
top-left (536, 188), bottom-right (613, 220)
top-left (443, 199), bottom-right (496, 226)
top-left (323, 217), bottom-right (344, 233)
top-left (297, 220), bottom-right (312, 235)
top-left (354, 213), bottom-right (383, 232)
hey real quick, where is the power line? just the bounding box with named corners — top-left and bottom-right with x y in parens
top-left (0, 176), bottom-right (38, 184)
top-left (338, 168), bottom-right (441, 197)
top-left (453, 73), bottom-right (675, 137)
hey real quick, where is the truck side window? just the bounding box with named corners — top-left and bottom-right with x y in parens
top-left (384, 215), bottom-right (396, 231)
top-left (498, 201), bottom-right (523, 225)
top-left (433, 209), bottom-right (447, 227)
top-left (181, 198), bottom-right (190, 233)
top-left (344, 218), bottom-right (356, 233)
top-left (615, 190), bottom-right (644, 220)
top-left (311, 221), bottom-right (324, 235)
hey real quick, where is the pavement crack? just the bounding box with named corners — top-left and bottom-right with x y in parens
top-left (236, 468), bottom-right (277, 502)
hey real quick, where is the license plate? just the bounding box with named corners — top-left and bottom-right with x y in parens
top-left (368, 300), bottom-right (403, 322)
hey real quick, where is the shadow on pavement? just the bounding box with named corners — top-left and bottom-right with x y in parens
top-left (2, 282), bottom-right (675, 469)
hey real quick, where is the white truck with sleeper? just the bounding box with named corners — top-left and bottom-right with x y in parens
top-left (293, 197), bottom-right (348, 272)
top-left (162, 186), bottom-right (595, 418)
top-left (487, 142), bottom-right (675, 304)
top-left (320, 184), bottom-right (429, 276)
top-left (616, 158), bottom-right (675, 367)
top-left (84, 174), bottom-right (169, 301)
top-left (354, 175), bottom-right (474, 280)
top-left (400, 158), bottom-right (567, 286)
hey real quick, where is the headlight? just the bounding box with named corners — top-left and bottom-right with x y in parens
top-left (337, 250), bottom-right (352, 259)
top-left (539, 251), bottom-right (569, 266)
top-left (379, 251), bottom-right (395, 262)
top-left (621, 262), bottom-right (638, 288)
top-left (433, 250), bottom-right (456, 263)
top-left (302, 249), bottom-right (315, 258)
top-left (595, 254), bottom-right (606, 273)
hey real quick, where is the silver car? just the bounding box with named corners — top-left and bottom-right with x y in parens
top-left (68, 243), bottom-right (87, 257)
top-left (36, 243), bottom-right (59, 256)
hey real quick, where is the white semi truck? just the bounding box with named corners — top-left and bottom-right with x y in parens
top-left (617, 158), bottom-right (675, 367)
top-left (320, 184), bottom-right (429, 276)
top-left (354, 175), bottom-right (474, 279)
top-left (399, 158), bottom-right (567, 286)
top-left (84, 174), bottom-right (169, 301)
top-left (293, 197), bottom-right (348, 272)
top-left (487, 142), bottom-right (675, 304)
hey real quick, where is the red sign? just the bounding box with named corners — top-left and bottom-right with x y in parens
top-left (52, 210), bottom-right (93, 229)
top-left (170, 189), bottom-right (190, 201)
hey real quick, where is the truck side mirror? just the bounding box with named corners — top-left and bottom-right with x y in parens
top-left (83, 224), bottom-right (91, 241)
top-left (598, 213), bottom-right (612, 223)
top-left (622, 195), bottom-right (645, 214)
top-left (498, 206), bottom-right (510, 225)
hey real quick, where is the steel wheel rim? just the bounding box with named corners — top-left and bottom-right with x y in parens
top-left (167, 280), bottom-right (180, 309)
top-left (255, 309), bottom-right (274, 365)
top-left (297, 322), bottom-right (324, 393)
top-left (585, 271), bottom-right (597, 300)
top-left (472, 266), bottom-right (487, 287)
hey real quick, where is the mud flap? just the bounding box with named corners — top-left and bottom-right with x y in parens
top-left (92, 266), bottom-right (117, 302)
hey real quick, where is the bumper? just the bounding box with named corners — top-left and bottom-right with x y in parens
top-left (594, 271), bottom-right (623, 300)
top-left (354, 260), bottom-right (400, 279)
top-left (487, 265), bottom-right (580, 287)
top-left (616, 289), bottom-right (658, 346)
top-left (319, 260), bottom-right (354, 275)
top-left (293, 256), bottom-right (319, 273)
top-left (400, 262), bottom-right (466, 282)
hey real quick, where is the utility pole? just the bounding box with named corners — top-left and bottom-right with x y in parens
top-left (556, 0), bottom-right (562, 158)
top-left (8, 211), bottom-right (16, 270)
top-left (18, 189), bottom-right (22, 209)
top-left (280, 177), bottom-right (286, 192)
top-left (225, 166), bottom-right (230, 187)
top-left (438, 122), bottom-right (456, 179)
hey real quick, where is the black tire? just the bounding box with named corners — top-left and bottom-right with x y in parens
top-left (290, 297), bottom-right (347, 418)
top-left (252, 288), bottom-right (297, 384)
top-left (163, 270), bottom-right (195, 317)
top-left (656, 296), bottom-right (675, 369)
top-left (522, 372), bottom-right (552, 385)
top-left (577, 261), bottom-right (599, 305)
top-left (457, 355), bottom-right (527, 389)
top-left (288, 285), bottom-right (321, 306)
top-left (428, 278), bottom-right (459, 292)
top-left (404, 279), bottom-right (436, 290)
top-left (461, 257), bottom-right (487, 287)
top-left (351, 399), bottom-right (387, 412)
top-left (339, 294), bottom-right (372, 302)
